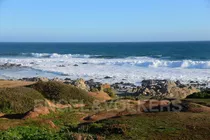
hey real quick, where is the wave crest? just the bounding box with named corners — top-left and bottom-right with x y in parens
top-left (24, 53), bottom-right (98, 58)
top-left (3, 53), bottom-right (210, 69)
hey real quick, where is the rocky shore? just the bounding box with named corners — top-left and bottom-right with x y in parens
top-left (6, 76), bottom-right (205, 99)
top-left (1, 62), bottom-right (208, 99)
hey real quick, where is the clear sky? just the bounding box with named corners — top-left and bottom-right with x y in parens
top-left (0, 0), bottom-right (210, 42)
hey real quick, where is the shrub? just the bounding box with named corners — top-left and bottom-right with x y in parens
top-left (64, 119), bottom-right (129, 136)
top-left (187, 91), bottom-right (210, 99)
top-left (30, 81), bottom-right (94, 104)
top-left (90, 88), bottom-right (99, 92)
top-left (103, 88), bottom-right (117, 98)
top-left (0, 87), bottom-right (44, 114)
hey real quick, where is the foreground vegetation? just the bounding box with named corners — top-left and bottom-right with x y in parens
top-left (0, 87), bottom-right (44, 114)
top-left (0, 80), bottom-right (210, 139)
top-left (30, 81), bottom-right (94, 104)
top-left (1, 112), bottom-right (210, 140)
top-left (187, 90), bottom-right (210, 99)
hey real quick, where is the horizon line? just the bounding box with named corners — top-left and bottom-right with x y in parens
top-left (0, 40), bottom-right (210, 43)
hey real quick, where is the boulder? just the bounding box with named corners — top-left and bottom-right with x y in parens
top-left (73, 78), bottom-right (89, 91)
top-left (38, 77), bottom-right (49, 82)
top-left (139, 80), bottom-right (199, 99)
top-left (21, 77), bottom-right (49, 82)
top-left (166, 86), bottom-right (199, 99)
top-left (51, 78), bottom-right (64, 82)
top-left (0, 63), bottom-right (22, 69)
top-left (104, 76), bottom-right (112, 79)
top-left (85, 79), bottom-right (102, 91)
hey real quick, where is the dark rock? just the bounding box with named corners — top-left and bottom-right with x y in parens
top-left (58, 65), bottom-right (65, 67)
top-left (104, 76), bottom-right (112, 79)
top-left (74, 64), bottom-right (79, 66)
top-left (0, 63), bottom-right (22, 68)
top-left (21, 77), bottom-right (49, 82)
top-left (65, 78), bottom-right (71, 81)
top-left (82, 62), bottom-right (88, 64)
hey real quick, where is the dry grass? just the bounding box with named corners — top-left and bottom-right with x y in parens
top-left (88, 91), bottom-right (112, 102)
top-left (0, 80), bottom-right (35, 88)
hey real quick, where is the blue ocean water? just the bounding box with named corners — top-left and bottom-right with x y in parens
top-left (0, 41), bottom-right (210, 60)
top-left (0, 41), bottom-right (210, 84)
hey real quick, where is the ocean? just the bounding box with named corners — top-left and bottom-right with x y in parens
top-left (0, 41), bottom-right (210, 84)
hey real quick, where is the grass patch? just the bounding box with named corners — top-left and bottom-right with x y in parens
top-left (185, 99), bottom-right (210, 107)
top-left (30, 81), bottom-right (94, 104)
top-left (0, 87), bottom-right (44, 114)
top-left (64, 112), bottom-right (210, 139)
top-left (0, 126), bottom-right (62, 140)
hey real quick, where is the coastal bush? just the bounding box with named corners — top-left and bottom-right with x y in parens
top-left (30, 81), bottom-right (94, 104)
top-left (0, 87), bottom-right (44, 114)
top-left (90, 87), bottom-right (99, 92)
top-left (64, 119), bottom-right (129, 136)
top-left (187, 91), bottom-right (210, 99)
top-left (103, 88), bottom-right (117, 98)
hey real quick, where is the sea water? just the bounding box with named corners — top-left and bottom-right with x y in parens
top-left (0, 41), bottom-right (210, 84)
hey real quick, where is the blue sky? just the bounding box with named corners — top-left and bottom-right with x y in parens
top-left (0, 0), bottom-right (210, 42)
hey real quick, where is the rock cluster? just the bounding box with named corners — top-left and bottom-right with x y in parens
top-left (187, 81), bottom-right (209, 89)
top-left (111, 82), bottom-right (137, 93)
top-left (18, 77), bottom-right (201, 99)
top-left (72, 78), bottom-right (89, 91)
top-left (0, 63), bottom-right (22, 69)
top-left (21, 77), bottom-right (49, 82)
top-left (138, 80), bottom-right (199, 99)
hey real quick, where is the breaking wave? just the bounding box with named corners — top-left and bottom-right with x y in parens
top-left (0, 53), bottom-right (209, 69)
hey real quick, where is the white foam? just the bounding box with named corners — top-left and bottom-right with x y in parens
top-left (28, 53), bottom-right (99, 58)
top-left (1, 56), bottom-right (210, 84)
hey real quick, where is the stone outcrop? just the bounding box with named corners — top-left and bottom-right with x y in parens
top-left (0, 63), bottom-right (22, 69)
top-left (85, 79), bottom-right (102, 91)
top-left (73, 78), bottom-right (89, 91)
top-left (139, 80), bottom-right (199, 99)
top-left (21, 77), bottom-right (49, 82)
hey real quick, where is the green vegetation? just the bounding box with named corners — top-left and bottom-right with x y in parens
top-left (0, 124), bottom-right (97, 140)
top-left (30, 81), bottom-right (94, 104)
top-left (41, 111), bottom-right (84, 127)
top-left (0, 126), bottom-right (62, 140)
top-left (103, 88), bottom-right (117, 98)
top-left (0, 87), bottom-right (44, 114)
top-left (64, 112), bottom-right (210, 140)
top-left (1, 108), bottom-right (210, 139)
top-left (187, 91), bottom-right (210, 99)
top-left (185, 99), bottom-right (210, 107)
top-left (90, 88), bottom-right (99, 92)
top-left (1, 81), bottom-right (210, 139)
